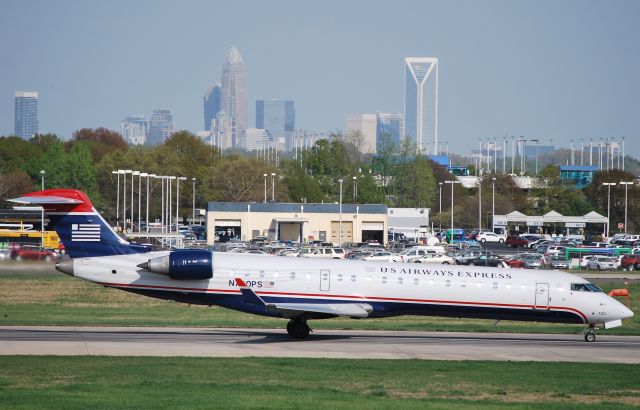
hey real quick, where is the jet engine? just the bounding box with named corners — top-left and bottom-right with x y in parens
top-left (138, 249), bottom-right (213, 280)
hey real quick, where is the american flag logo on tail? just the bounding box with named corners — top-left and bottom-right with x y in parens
top-left (71, 223), bottom-right (101, 241)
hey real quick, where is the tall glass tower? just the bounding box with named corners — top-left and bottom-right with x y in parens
top-left (403, 57), bottom-right (438, 154)
top-left (221, 46), bottom-right (247, 148)
top-left (256, 99), bottom-right (295, 148)
top-left (203, 82), bottom-right (221, 131)
top-left (147, 109), bottom-right (175, 145)
top-left (14, 91), bottom-right (39, 139)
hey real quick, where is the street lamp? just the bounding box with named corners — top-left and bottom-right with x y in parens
top-left (39, 170), bottom-right (45, 190)
top-left (530, 139), bottom-right (539, 175)
top-left (478, 169), bottom-right (483, 232)
top-left (111, 171), bottom-right (119, 229)
top-left (271, 172), bottom-right (276, 202)
top-left (168, 176), bottom-right (176, 233)
top-left (263, 173), bottom-right (267, 203)
top-left (602, 182), bottom-right (616, 238)
top-left (176, 177), bottom-right (187, 228)
top-left (192, 178), bottom-right (196, 226)
top-left (138, 173), bottom-right (147, 232)
top-left (131, 171), bottom-right (139, 231)
top-left (620, 181), bottom-right (633, 234)
top-left (438, 182), bottom-right (443, 232)
top-left (352, 176), bottom-right (357, 203)
top-left (491, 177), bottom-right (496, 232)
top-left (147, 174), bottom-right (156, 233)
top-left (124, 170), bottom-right (132, 231)
top-left (338, 179), bottom-right (343, 246)
top-left (444, 180), bottom-right (461, 243)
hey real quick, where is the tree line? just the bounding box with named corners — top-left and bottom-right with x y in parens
top-left (0, 129), bottom-right (638, 233)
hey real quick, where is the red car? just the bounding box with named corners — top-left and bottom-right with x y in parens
top-left (506, 235), bottom-right (529, 248)
top-left (506, 256), bottom-right (526, 268)
top-left (620, 254), bottom-right (640, 271)
top-left (10, 245), bottom-right (57, 261)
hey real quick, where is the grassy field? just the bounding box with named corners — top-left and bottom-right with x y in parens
top-left (1, 356), bottom-right (639, 409)
top-left (1, 271), bottom-right (638, 335)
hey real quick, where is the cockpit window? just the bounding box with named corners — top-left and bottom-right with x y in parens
top-left (571, 283), bottom-right (604, 292)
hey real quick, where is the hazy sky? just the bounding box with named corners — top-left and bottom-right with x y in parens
top-left (1, 0), bottom-right (639, 157)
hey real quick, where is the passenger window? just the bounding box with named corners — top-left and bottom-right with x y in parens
top-left (397, 277), bottom-right (403, 285)
top-left (381, 276), bottom-right (387, 284)
top-left (413, 278), bottom-right (419, 285)
top-left (492, 282), bottom-right (498, 290)
top-left (290, 272), bottom-right (295, 279)
top-left (350, 275), bottom-right (356, 282)
top-left (461, 281), bottom-right (466, 288)
top-left (337, 273), bottom-right (343, 281)
top-left (445, 280), bottom-right (451, 287)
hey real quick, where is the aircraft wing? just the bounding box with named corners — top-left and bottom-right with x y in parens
top-left (235, 277), bottom-right (372, 319)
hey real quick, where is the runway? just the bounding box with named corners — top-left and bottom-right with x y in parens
top-left (1, 326), bottom-right (639, 362)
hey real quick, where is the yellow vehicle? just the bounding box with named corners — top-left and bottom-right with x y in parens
top-left (0, 229), bottom-right (62, 250)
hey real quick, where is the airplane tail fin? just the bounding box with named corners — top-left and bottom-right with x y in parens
top-left (8, 189), bottom-right (150, 258)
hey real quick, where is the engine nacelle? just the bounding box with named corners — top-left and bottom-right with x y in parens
top-left (138, 249), bottom-right (213, 280)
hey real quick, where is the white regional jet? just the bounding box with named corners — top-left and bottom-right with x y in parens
top-left (10, 189), bottom-right (634, 342)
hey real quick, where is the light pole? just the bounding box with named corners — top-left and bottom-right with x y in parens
top-left (603, 182), bottom-right (616, 238)
top-left (138, 173), bottom-right (147, 232)
top-left (620, 181), bottom-right (633, 234)
top-left (445, 180), bottom-right (461, 243)
top-left (530, 139), bottom-right (539, 175)
top-left (147, 174), bottom-right (155, 233)
top-left (263, 173), bottom-right (267, 203)
top-left (570, 139), bottom-right (575, 166)
top-left (40, 170), bottom-right (45, 190)
top-left (131, 171), bottom-right (139, 231)
top-left (271, 172), bottom-right (276, 202)
top-left (491, 177), bottom-right (496, 232)
top-left (352, 176), bottom-right (357, 203)
top-left (124, 170), bottom-right (132, 230)
top-left (580, 139), bottom-right (584, 166)
top-left (338, 178), bottom-right (343, 246)
top-left (168, 176), bottom-right (176, 233)
top-left (176, 177), bottom-right (187, 228)
top-left (111, 171), bottom-right (120, 229)
top-left (622, 137), bottom-right (626, 171)
top-left (502, 135), bottom-right (507, 174)
top-left (478, 169), bottom-right (483, 232)
top-left (159, 176), bottom-right (165, 233)
top-left (192, 178), bottom-right (196, 226)
top-left (511, 136), bottom-right (515, 174)
top-left (438, 182), bottom-right (443, 232)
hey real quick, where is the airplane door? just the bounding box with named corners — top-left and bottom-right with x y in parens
top-left (320, 269), bottom-right (330, 291)
top-left (534, 283), bottom-right (549, 309)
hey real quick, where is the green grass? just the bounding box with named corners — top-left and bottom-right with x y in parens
top-left (1, 271), bottom-right (639, 335)
top-left (1, 356), bottom-right (639, 409)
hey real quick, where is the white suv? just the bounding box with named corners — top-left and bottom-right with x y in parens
top-left (301, 247), bottom-right (346, 259)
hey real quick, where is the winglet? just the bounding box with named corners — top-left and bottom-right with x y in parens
top-left (235, 278), bottom-right (265, 306)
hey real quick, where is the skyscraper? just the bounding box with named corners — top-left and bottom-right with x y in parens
top-left (121, 115), bottom-right (147, 145)
top-left (403, 57), bottom-right (438, 154)
top-left (203, 82), bottom-right (221, 131)
top-left (212, 111), bottom-right (233, 150)
top-left (256, 99), bottom-right (295, 150)
top-left (14, 91), bottom-right (39, 139)
top-left (376, 113), bottom-right (403, 151)
top-left (240, 128), bottom-right (270, 151)
top-left (147, 109), bottom-right (175, 145)
top-left (221, 46), bottom-right (247, 148)
top-left (345, 113), bottom-right (377, 154)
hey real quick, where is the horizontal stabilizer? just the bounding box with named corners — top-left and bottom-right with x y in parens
top-left (8, 196), bottom-right (83, 205)
top-left (266, 302), bottom-right (372, 318)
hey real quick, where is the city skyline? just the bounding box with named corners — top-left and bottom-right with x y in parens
top-left (1, 1), bottom-right (639, 157)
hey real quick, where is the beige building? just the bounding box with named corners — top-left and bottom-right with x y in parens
top-left (207, 202), bottom-right (388, 245)
top-left (345, 113), bottom-right (377, 154)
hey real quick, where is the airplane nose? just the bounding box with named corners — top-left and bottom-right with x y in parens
top-left (55, 258), bottom-right (74, 276)
top-left (621, 306), bottom-right (634, 320)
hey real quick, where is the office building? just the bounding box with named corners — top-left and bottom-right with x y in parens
top-left (345, 113), bottom-right (377, 154)
top-left (403, 57), bottom-right (438, 154)
top-left (14, 91), bottom-right (39, 139)
top-left (221, 46), bottom-right (247, 148)
top-left (204, 82), bottom-right (221, 131)
top-left (212, 111), bottom-right (233, 150)
top-left (239, 128), bottom-right (270, 151)
top-left (147, 109), bottom-right (175, 145)
top-left (256, 99), bottom-right (295, 150)
top-left (121, 115), bottom-right (147, 145)
top-left (376, 112), bottom-right (403, 151)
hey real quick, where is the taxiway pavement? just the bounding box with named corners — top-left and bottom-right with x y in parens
top-left (1, 326), bottom-right (639, 362)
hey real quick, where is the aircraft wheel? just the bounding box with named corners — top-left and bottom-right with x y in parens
top-left (584, 332), bottom-right (596, 343)
top-left (286, 319), bottom-right (310, 339)
top-left (481, 239), bottom-right (486, 243)
top-left (469, 262), bottom-right (475, 266)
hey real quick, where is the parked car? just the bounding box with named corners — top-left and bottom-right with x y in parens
top-left (505, 255), bottom-right (527, 268)
top-left (397, 248), bottom-right (434, 263)
top-left (579, 255), bottom-right (598, 269)
top-left (506, 235), bottom-right (529, 248)
top-left (547, 256), bottom-right (570, 269)
top-left (544, 246), bottom-right (567, 258)
top-left (454, 250), bottom-right (484, 265)
top-left (413, 254), bottom-right (455, 265)
top-left (361, 251), bottom-right (402, 263)
top-left (523, 254), bottom-right (544, 269)
top-left (620, 254), bottom-right (640, 271)
top-left (466, 253), bottom-right (505, 267)
top-left (476, 232), bottom-right (505, 243)
top-left (527, 238), bottom-right (552, 249)
top-left (586, 256), bottom-right (617, 270)
top-left (10, 245), bottom-right (57, 261)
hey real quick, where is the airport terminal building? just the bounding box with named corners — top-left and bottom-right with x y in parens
top-left (206, 202), bottom-right (388, 245)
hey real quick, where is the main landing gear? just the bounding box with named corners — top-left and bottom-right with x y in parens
top-left (584, 326), bottom-right (596, 342)
top-left (287, 319), bottom-right (311, 339)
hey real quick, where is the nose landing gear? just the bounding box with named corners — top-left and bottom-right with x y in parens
top-left (287, 319), bottom-right (311, 339)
